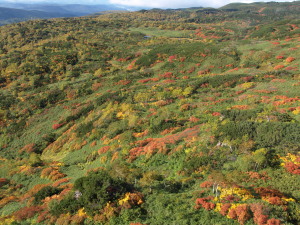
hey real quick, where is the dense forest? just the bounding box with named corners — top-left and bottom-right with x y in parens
top-left (0, 1), bottom-right (300, 224)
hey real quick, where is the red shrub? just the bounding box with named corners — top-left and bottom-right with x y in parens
top-left (168, 55), bottom-right (177, 62)
top-left (116, 80), bottom-right (131, 85)
top-left (198, 69), bottom-right (210, 75)
top-left (222, 195), bottom-right (240, 203)
top-left (199, 181), bottom-right (214, 188)
top-left (195, 197), bottom-right (215, 211)
top-left (241, 76), bottom-right (254, 82)
top-left (274, 65), bottom-right (285, 70)
top-left (0, 178), bottom-right (9, 187)
top-left (151, 77), bottom-right (160, 82)
top-left (228, 208), bottom-right (238, 220)
top-left (286, 57), bottom-right (295, 63)
top-left (236, 90), bottom-right (245, 95)
top-left (14, 206), bottom-right (43, 221)
top-left (160, 72), bottom-right (174, 78)
top-left (267, 196), bottom-right (285, 205)
top-left (267, 218), bottom-right (281, 225)
top-left (231, 105), bottom-right (250, 110)
top-left (220, 203), bottom-right (231, 216)
top-left (255, 187), bottom-right (284, 198)
top-left (98, 146), bottom-right (110, 154)
top-left (116, 58), bottom-right (126, 62)
top-left (163, 79), bottom-right (175, 83)
top-left (37, 210), bottom-right (50, 223)
top-left (179, 57), bottom-right (186, 62)
top-left (129, 125), bottom-right (201, 160)
top-left (212, 112), bottom-right (221, 117)
top-left (52, 123), bottom-right (65, 130)
top-left (187, 67), bottom-right (195, 73)
top-left (250, 203), bottom-right (268, 225)
top-left (256, 214), bottom-right (269, 225)
top-left (236, 204), bottom-right (251, 224)
top-left (138, 78), bottom-right (152, 83)
top-left (247, 171), bottom-right (269, 181)
top-left (285, 66), bottom-right (297, 71)
top-left (284, 162), bottom-right (300, 174)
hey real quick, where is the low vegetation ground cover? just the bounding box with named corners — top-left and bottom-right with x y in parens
top-left (0, 2), bottom-right (299, 224)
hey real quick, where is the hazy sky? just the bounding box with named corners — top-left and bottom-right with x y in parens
top-left (0, 0), bottom-right (297, 8)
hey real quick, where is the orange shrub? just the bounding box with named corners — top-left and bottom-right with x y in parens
top-left (200, 181), bottom-right (214, 188)
top-left (274, 65), bottom-right (285, 70)
top-left (220, 203), bottom-right (232, 216)
top-left (195, 197), bottom-right (215, 211)
top-left (0, 196), bottom-right (18, 207)
top-left (52, 178), bottom-right (71, 187)
top-left (267, 197), bottom-right (285, 205)
top-left (41, 167), bottom-right (66, 181)
top-left (286, 57), bottom-right (295, 62)
top-left (250, 203), bottom-right (268, 225)
top-left (98, 146), bottom-right (110, 154)
top-left (266, 218), bottom-right (281, 225)
top-left (235, 204), bottom-right (251, 224)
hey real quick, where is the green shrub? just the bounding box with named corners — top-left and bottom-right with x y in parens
top-left (221, 109), bottom-right (260, 121)
top-left (73, 170), bottom-right (132, 215)
top-left (76, 121), bottom-right (94, 138)
top-left (33, 186), bottom-right (62, 205)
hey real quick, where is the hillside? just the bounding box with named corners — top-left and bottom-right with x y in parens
top-left (0, 2), bottom-right (300, 225)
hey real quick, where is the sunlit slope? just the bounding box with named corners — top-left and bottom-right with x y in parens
top-left (0, 3), bottom-right (299, 224)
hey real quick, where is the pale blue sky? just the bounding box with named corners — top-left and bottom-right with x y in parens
top-left (0, 0), bottom-right (296, 8)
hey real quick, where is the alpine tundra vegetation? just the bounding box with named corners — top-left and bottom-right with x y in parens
top-left (0, 1), bottom-right (300, 225)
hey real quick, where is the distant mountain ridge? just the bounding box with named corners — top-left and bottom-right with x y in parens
top-left (1, 1), bottom-right (300, 26)
top-left (0, 7), bottom-right (74, 26)
top-left (0, 3), bottom-right (129, 26)
top-left (0, 3), bottom-right (128, 16)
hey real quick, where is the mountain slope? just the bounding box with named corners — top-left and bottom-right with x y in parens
top-left (0, 2), bottom-right (299, 225)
